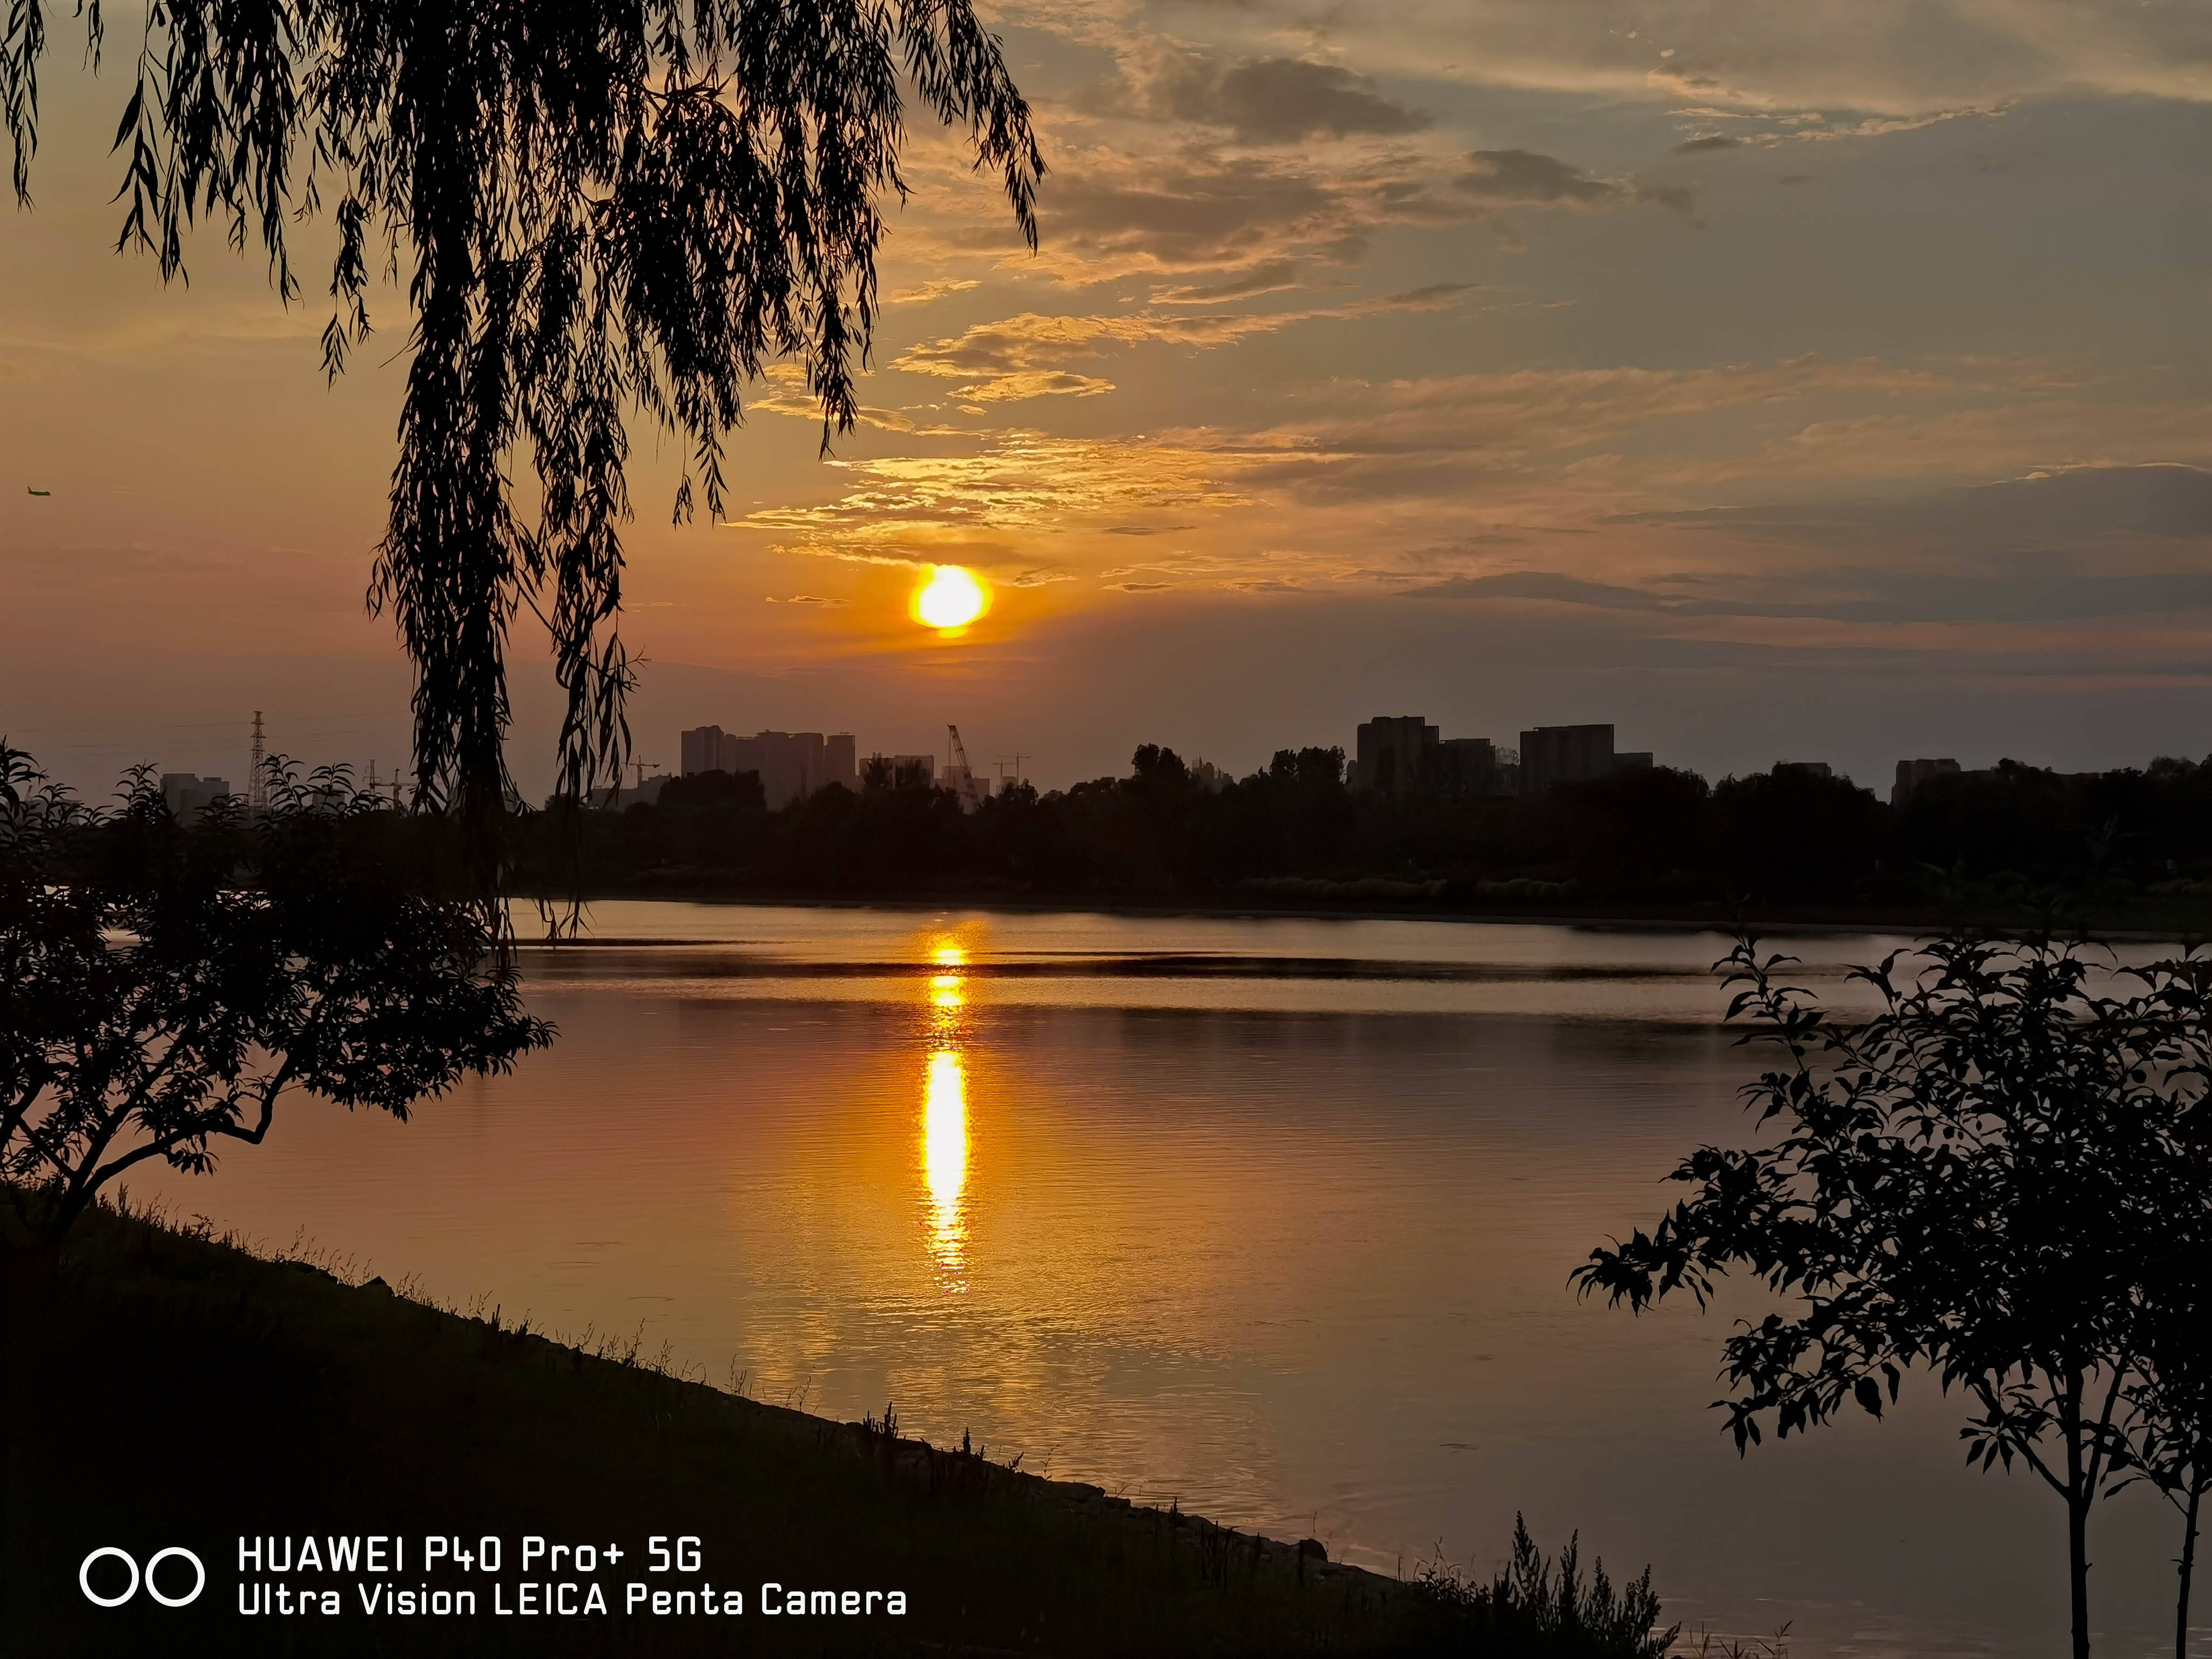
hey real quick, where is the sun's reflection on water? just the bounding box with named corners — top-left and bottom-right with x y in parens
top-left (923, 1049), bottom-right (969, 1279)
top-left (920, 936), bottom-right (973, 1287)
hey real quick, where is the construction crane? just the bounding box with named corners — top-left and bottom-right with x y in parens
top-left (945, 725), bottom-right (988, 811)
top-left (994, 753), bottom-right (1028, 791)
top-left (366, 759), bottom-right (411, 810)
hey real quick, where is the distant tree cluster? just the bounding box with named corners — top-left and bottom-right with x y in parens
top-left (526, 745), bottom-right (2212, 918)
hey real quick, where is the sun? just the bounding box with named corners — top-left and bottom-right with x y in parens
top-left (912, 565), bottom-right (989, 632)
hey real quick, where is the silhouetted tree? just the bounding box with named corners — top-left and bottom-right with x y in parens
top-left (1897, 759), bottom-right (2100, 887)
top-left (2105, 979), bottom-right (2212, 1659)
top-left (1576, 935), bottom-right (2212, 1659)
top-left (4, 3), bottom-right (1041, 889)
top-left (658, 768), bottom-right (765, 811)
top-left (1218, 747), bottom-right (1357, 878)
top-left (2117, 1232), bottom-right (2212, 1659)
top-left (1128, 744), bottom-right (1192, 794)
top-left (1270, 746), bottom-right (1345, 790)
top-left (1, 748), bottom-right (551, 1251)
top-left (1712, 768), bottom-right (1886, 902)
top-left (1553, 766), bottom-right (1711, 897)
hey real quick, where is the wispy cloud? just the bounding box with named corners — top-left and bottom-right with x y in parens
top-left (1453, 149), bottom-right (1692, 218)
top-left (888, 278), bottom-right (983, 306)
top-left (892, 286), bottom-right (1475, 399)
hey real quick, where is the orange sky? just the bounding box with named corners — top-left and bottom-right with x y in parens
top-left (4, 2), bottom-right (2209, 798)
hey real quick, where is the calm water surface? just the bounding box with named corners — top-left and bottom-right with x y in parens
top-left (137, 903), bottom-right (2196, 1657)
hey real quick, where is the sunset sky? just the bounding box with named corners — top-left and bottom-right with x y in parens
top-left (2, 1), bottom-right (2208, 798)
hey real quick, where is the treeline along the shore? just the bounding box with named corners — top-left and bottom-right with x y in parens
top-left (516, 745), bottom-right (2212, 918)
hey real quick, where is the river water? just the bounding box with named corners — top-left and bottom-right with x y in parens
top-left (133, 902), bottom-right (2197, 1656)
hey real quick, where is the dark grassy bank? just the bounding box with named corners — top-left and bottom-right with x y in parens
top-left (3, 1203), bottom-right (1671, 1658)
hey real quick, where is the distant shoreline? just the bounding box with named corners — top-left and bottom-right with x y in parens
top-left (524, 887), bottom-right (2212, 946)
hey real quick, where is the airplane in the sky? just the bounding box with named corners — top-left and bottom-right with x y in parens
top-left (26, 487), bottom-right (50, 496)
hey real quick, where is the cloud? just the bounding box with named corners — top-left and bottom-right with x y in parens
top-left (1709, 106), bottom-right (2007, 147)
top-left (1453, 149), bottom-right (1696, 217)
top-left (1217, 355), bottom-right (1974, 480)
top-left (739, 433), bottom-right (1262, 558)
top-left (1082, 0), bottom-right (2212, 117)
top-left (745, 364), bottom-right (979, 435)
top-left (927, 123), bottom-right (1704, 291)
top-left (1403, 571), bottom-right (1680, 609)
top-left (1152, 55), bottom-right (1433, 143)
top-left (764, 595), bottom-right (849, 606)
top-left (1673, 134), bottom-right (1739, 152)
top-left (1387, 469), bottom-right (2212, 628)
top-left (1453, 149), bottom-right (1618, 206)
top-left (1618, 464), bottom-right (2212, 548)
top-left (1661, 400), bottom-right (2212, 491)
top-left (741, 358), bottom-right (2208, 620)
top-left (1009, 140), bottom-right (1661, 286)
top-left (1162, 356), bottom-right (2211, 530)
top-left (955, 371), bottom-right (1118, 402)
top-left (893, 285), bottom-right (1475, 399)
top-left (1150, 261), bottom-right (1303, 305)
top-left (1033, 157), bottom-right (1366, 275)
top-left (1400, 559), bottom-right (2212, 625)
top-left (889, 279), bottom-right (982, 306)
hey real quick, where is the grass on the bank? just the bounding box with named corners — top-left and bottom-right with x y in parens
top-left (4, 1198), bottom-right (1685, 1657)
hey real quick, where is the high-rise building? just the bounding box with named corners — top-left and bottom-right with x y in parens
top-left (1350, 717), bottom-right (1516, 795)
top-left (680, 725), bottom-right (733, 778)
top-left (679, 725), bottom-right (861, 807)
top-left (869, 753), bottom-right (937, 791)
top-left (1436, 737), bottom-right (1501, 795)
top-left (1892, 757), bottom-right (1961, 807)
top-left (160, 773), bottom-right (232, 823)
top-left (744, 732), bottom-right (822, 808)
top-left (1519, 725), bottom-right (1617, 794)
top-left (1351, 716), bottom-right (1438, 796)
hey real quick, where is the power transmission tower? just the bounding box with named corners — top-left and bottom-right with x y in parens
top-left (248, 711), bottom-right (268, 815)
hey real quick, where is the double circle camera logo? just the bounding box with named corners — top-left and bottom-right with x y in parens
top-left (79, 1546), bottom-right (206, 1608)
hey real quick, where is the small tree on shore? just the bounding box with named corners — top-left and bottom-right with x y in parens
top-left (1, 746), bottom-right (552, 1249)
top-left (2107, 1028), bottom-right (2212, 1659)
top-left (1574, 934), bottom-right (2212, 1659)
